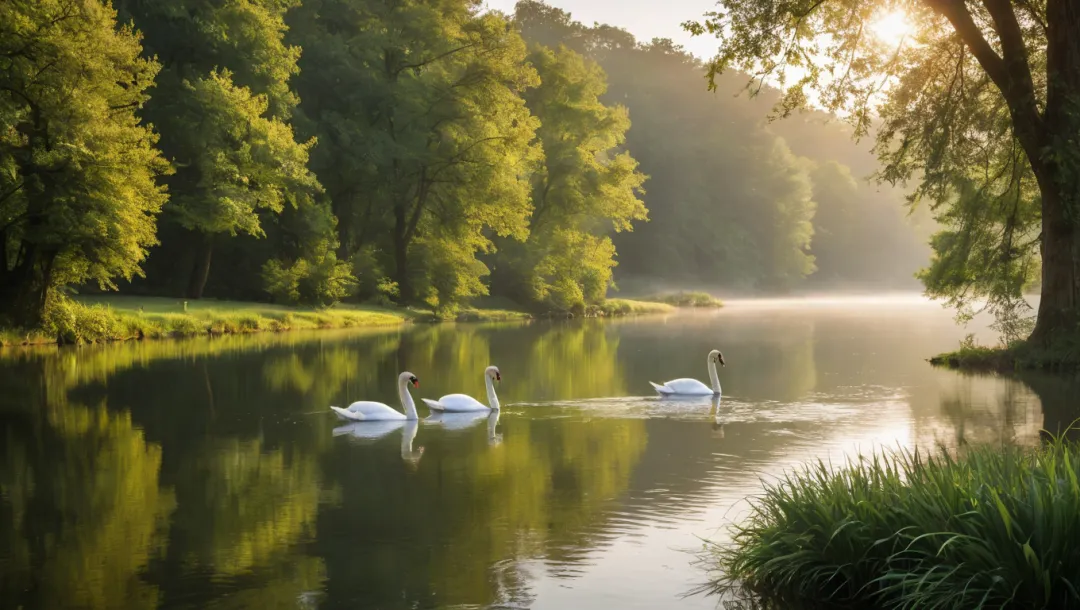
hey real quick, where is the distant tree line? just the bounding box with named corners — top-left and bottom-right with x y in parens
top-left (0, 0), bottom-right (929, 326)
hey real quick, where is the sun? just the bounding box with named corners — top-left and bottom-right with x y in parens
top-left (870, 9), bottom-right (913, 47)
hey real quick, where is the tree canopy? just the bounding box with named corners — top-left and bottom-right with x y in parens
top-left (1, 0), bottom-right (937, 325)
top-left (0, 0), bottom-right (169, 326)
top-left (685, 0), bottom-right (1079, 345)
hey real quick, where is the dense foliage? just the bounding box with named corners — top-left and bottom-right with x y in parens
top-left (685, 0), bottom-right (1080, 346)
top-left (0, 0), bottom-right (169, 325)
top-left (1, 0), bottom-right (932, 325)
top-left (709, 438), bottom-right (1080, 609)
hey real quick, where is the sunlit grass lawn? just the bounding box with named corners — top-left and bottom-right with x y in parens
top-left (0, 295), bottom-right (410, 346)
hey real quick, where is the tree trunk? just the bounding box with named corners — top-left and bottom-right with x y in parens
top-left (0, 247), bottom-right (56, 327)
top-left (1028, 0), bottom-right (1080, 346)
top-left (393, 217), bottom-right (413, 304)
top-left (1029, 178), bottom-right (1080, 345)
top-left (186, 233), bottom-right (214, 300)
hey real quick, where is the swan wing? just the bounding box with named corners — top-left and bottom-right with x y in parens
top-left (649, 381), bottom-right (675, 395)
top-left (341, 401), bottom-right (406, 421)
top-left (656, 378), bottom-right (715, 396)
top-left (331, 405), bottom-right (365, 421)
top-left (430, 393), bottom-right (489, 412)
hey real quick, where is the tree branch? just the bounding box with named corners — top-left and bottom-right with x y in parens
top-left (927, 0), bottom-right (1045, 161)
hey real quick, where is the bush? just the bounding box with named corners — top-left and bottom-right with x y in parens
top-left (707, 436), bottom-right (1080, 609)
top-left (263, 245), bottom-right (355, 307)
top-left (41, 297), bottom-right (134, 344)
top-left (644, 291), bottom-right (723, 308)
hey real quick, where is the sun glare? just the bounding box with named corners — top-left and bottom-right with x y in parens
top-left (870, 9), bottom-right (913, 47)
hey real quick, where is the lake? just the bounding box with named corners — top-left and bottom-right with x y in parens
top-left (2, 296), bottom-right (1077, 609)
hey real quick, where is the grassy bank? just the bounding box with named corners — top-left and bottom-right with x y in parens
top-left (706, 437), bottom-right (1080, 609)
top-left (0, 291), bottom-right (697, 347)
top-left (594, 298), bottom-right (676, 316)
top-left (640, 290), bottom-right (723, 308)
top-left (0, 296), bottom-right (410, 347)
top-left (930, 335), bottom-right (1080, 372)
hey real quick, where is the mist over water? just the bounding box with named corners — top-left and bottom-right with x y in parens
top-left (0, 295), bottom-right (1066, 609)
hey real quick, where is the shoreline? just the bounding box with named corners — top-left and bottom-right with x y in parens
top-left (0, 295), bottom-right (707, 348)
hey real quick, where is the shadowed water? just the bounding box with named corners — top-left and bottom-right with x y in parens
top-left (0, 297), bottom-right (1073, 609)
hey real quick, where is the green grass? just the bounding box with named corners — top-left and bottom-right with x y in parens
top-left (640, 290), bottom-right (724, 308)
top-left (705, 434), bottom-right (1080, 609)
top-left (0, 295), bottom-right (409, 346)
top-left (930, 334), bottom-right (1080, 373)
top-left (594, 298), bottom-right (675, 316)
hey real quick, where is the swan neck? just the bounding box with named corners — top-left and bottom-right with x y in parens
top-left (708, 358), bottom-right (721, 394)
top-left (485, 374), bottom-right (500, 410)
top-left (398, 378), bottom-right (418, 419)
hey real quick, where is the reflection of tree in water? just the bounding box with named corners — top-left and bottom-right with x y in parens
top-left (1016, 373), bottom-right (1080, 441)
top-left (0, 399), bottom-right (175, 609)
top-left (318, 415), bottom-right (646, 608)
top-left (516, 321), bottom-right (629, 399)
top-left (154, 437), bottom-right (325, 607)
top-left (169, 439), bottom-right (320, 575)
top-left (1, 348), bottom-right (329, 610)
top-left (912, 373), bottom-right (1044, 449)
top-left (261, 333), bottom-right (402, 407)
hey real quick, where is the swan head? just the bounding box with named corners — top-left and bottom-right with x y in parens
top-left (485, 365), bottom-right (501, 382)
top-left (709, 350), bottom-right (726, 367)
top-left (399, 371), bottom-right (420, 388)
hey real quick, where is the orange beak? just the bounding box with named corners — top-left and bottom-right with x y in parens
top-left (413, 380), bottom-right (419, 388)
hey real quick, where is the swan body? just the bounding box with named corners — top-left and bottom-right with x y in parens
top-left (331, 372), bottom-right (420, 421)
top-left (650, 350), bottom-right (724, 396)
top-left (423, 366), bottom-right (501, 413)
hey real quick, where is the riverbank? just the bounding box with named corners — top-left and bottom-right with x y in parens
top-left (0, 294), bottom-right (695, 347)
top-left (706, 436), bottom-right (1080, 608)
top-left (929, 336), bottom-right (1080, 372)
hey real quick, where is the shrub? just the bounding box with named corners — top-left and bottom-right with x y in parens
top-left (645, 291), bottom-right (723, 308)
top-left (707, 436), bottom-right (1080, 609)
top-left (263, 245), bottom-right (355, 307)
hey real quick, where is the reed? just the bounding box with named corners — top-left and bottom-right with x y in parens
top-left (707, 435), bottom-right (1080, 609)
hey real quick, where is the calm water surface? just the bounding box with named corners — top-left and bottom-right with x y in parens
top-left (2, 296), bottom-right (1077, 609)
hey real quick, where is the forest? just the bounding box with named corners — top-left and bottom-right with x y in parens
top-left (0, 0), bottom-right (931, 328)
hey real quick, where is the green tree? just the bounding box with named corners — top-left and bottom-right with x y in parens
top-left (492, 44), bottom-right (647, 311)
top-left (289, 0), bottom-right (539, 306)
top-left (118, 0), bottom-right (320, 300)
top-left (686, 0), bottom-right (1077, 346)
top-left (0, 0), bottom-right (170, 326)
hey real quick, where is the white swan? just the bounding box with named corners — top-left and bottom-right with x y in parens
top-left (422, 366), bottom-right (501, 412)
top-left (649, 350), bottom-right (724, 396)
top-left (330, 371), bottom-right (420, 421)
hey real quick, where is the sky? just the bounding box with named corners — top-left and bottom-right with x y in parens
top-left (481, 0), bottom-right (721, 59)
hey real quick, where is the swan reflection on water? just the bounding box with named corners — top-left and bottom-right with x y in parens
top-left (425, 409), bottom-right (503, 445)
top-left (333, 420), bottom-right (424, 464)
top-left (425, 409), bottom-right (489, 431)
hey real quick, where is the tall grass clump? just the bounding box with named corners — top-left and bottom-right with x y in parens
top-left (708, 436), bottom-right (1080, 609)
top-left (594, 298), bottom-right (674, 317)
top-left (644, 291), bottom-right (724, 308)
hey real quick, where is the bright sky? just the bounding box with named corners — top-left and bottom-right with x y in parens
top-left (481, 0), bottom-right (722, 59)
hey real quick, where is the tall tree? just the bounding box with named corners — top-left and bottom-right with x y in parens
top-left (686, 0), bottom-right (1079, 346)
top-left (0, 0), bottom-right (169, 325)
top-left (290, 0), bottom-right (539, 307)
top-left (118, 0), bottom-right (319, 299)
top-left (492, 43), bottom-right (647, 311)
